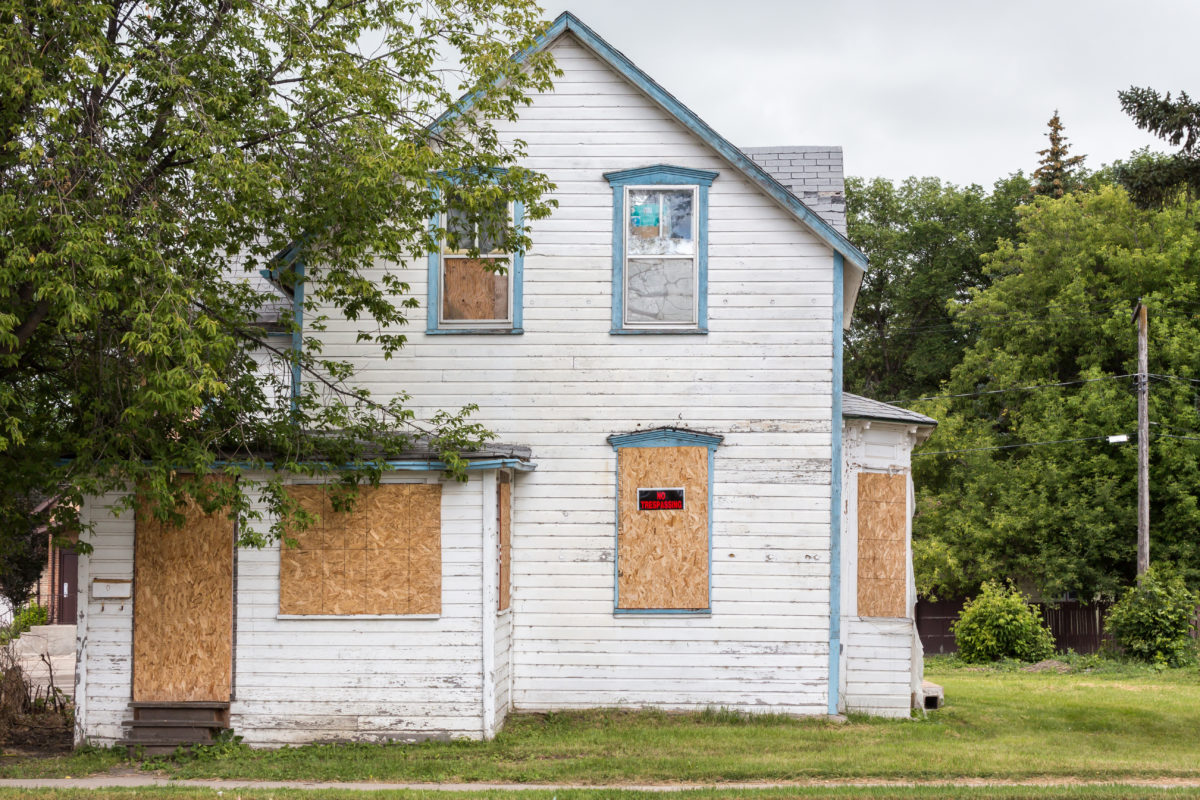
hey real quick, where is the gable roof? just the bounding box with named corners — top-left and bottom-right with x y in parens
top-left (842, 392), bottom-right (937, 427)
top-left (433, 12), bottom-right (868, 311)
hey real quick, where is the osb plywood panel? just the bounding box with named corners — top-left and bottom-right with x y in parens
top-left (498, 480), bottom-right (511, 612)
top-left (857, 473), bottom-right (907, 618)
top-left (280, 484), bottom-right (441, 615)
top-left (443, 257), bottom-right (508, 321)
top-left (133, 482), bottom-right (233, 702)
top-left (617, 446), bottom-right (709, 610)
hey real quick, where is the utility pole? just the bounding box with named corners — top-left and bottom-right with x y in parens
top-left (1134, 301), bottom-right (1150, 576)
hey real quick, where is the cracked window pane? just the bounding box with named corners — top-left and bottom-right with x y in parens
top-left (626, 258), bottom-right (694, 324)
top-left (628, 190), bottom-right (693, 256)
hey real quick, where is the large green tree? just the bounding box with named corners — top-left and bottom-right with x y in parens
top-left (913, 187), bottom-right (1200, 600)
top-left (0, 0), bottom-right (557, 549)
top-left (844, 174), bottom-right (1028, 401)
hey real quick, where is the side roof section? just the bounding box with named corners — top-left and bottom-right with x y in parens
top-left (842, 392), bottom-right (937, 427)
top-left (432, 11), bottom-right (868, 327)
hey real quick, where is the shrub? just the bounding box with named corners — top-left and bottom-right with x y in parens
top-left (1105, 564), bottom-right (1199, 668)
top-left (952, 581), bottom-right (1055, 663)
top-left (0, 604), bottom-right (47, 645)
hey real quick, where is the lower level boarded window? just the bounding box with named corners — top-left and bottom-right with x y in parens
top-left (279, 483), bottom-right (442, 615)
top-left (856, 472), bottom-right (907, 618)
top-left (607, 429), bottom-right (722, 613)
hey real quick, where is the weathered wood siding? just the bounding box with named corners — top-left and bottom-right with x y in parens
top-left (840, 422), bottom-right (921, 717)
top-left (75, 493), bottom-right (136, 746)
top-left (230, 475), bottom-right (487, 745)
top-left (311, 32), bottom-right (839, 715)
top-left (76, 478), bottom-right (491, 746)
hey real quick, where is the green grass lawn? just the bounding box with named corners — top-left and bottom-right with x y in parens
top-left (4, 659), bottom-right (1200, 783)
top-left (2, 789), bottom-right (1200, 800)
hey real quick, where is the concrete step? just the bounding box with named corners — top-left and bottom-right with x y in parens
top-left (12, 624), bottom-right (76, 658)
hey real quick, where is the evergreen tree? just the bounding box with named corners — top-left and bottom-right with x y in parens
top-left (1115, 87), bottom-right (1200, 208)
top-left (1032, 111), bottom-right (1086, 198)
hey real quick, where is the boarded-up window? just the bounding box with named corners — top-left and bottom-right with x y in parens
top-left (279, 483), bottom-right (441, 615)
top-left (441, 194), bottom-right (511, 324)
top-left (616, 446), bottom-right (709, 610)
top-left (857, 472), bottom-right (907, 618)
top-left (498, 475), bottom-right (511, 612)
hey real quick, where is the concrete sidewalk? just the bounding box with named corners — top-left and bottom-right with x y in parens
top-left (3, 776), bottom-right (1200, 792)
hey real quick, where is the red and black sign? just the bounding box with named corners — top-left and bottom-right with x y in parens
top-left (638, 488), bottom-right (684, 511)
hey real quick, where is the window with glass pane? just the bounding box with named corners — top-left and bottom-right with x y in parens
top-left (625, 187), bottom-right (697, 325)
top-left (441, 196), bottom-right (512, 325)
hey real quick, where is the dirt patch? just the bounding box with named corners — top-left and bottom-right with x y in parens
top-left (1, 710), bottom-right (72, 752)
top-left (1022, 659), bottom-right (1071, 673)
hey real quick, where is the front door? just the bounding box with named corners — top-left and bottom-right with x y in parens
top-left (56, 550), bottom-right (78, 624)
top-left (132, 491), bottom-right (233, 702)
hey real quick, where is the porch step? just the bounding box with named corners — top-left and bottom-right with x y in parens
top-left (121, 701), bottom-right (231, 754)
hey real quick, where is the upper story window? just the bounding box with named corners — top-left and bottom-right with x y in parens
top-left (427, 186), bottom-right (524, 335)
top-left (604, 165), bottom-right (718, 334)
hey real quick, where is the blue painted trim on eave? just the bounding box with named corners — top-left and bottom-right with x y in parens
top-left (566, 14), bottom-right (864, 272)
top-left (61, 457), bottom-right (536, 472)
top-left (828, 252), bottom-right (845, 716)
top-left (428, 11), bottom-right (867, 273)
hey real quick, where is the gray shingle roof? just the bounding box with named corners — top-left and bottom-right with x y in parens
top-left (843, 392), bottom-right (937, 426)
top-left (744, 146), bottom-right (846, 234)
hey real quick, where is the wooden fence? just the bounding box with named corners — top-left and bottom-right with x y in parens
top-left (915, 598), bottom-right (1115, 655)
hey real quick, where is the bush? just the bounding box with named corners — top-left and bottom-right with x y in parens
top-left (1105, 564), bottom-right (1199, 667)
top-left (952, 581), bottom-right (1055, 663)
top-left (0, 604), bottom-right (47, 645)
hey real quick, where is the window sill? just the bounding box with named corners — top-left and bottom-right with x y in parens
top-left (276, 614), bottom-right (441, 620)
top-left (610, 327), bottom-right (707, 336)
top-left (427, 327), bottom-right (523, 335)
top-left (613, 609), bottom-right (711, 617)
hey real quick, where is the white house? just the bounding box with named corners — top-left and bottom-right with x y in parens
top-left (72, 12), bottom-right (935, 750)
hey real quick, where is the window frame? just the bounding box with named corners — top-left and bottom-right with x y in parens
top-left (606, 427), bottom-right (723, 616)
top-left (426, 188), bottom-right (525, 335)
top-left (604, 165), bottom-right (718, 335)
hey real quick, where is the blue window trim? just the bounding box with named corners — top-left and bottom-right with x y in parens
top-left (426, 177), bottom-right (524, 335)
top-left (260, 241), bottom-right (306, 409)
top-left (604, 165), bottom-right (717, 335)
top-left (607, 427), bottom-right (723, 615)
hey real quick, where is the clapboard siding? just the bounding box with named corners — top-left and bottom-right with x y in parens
top-left (316, 32), bottom-right (837, 716)
top-left (840, 422), bottom-right (923, 717)
top-left (230, 475), bottom-right (487, 744)
top-left (75, 493), bottom-right (136, 746)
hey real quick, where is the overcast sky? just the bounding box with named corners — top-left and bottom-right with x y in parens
top-left (537, 0), bottom-right (1197, 187)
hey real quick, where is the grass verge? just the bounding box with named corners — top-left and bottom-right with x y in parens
top-left (1, 790), bottom-right (1200, 800)
top-left (1, 660), bottom-right (1197, 783)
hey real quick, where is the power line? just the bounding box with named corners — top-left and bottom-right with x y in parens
top-left (914, 435), bottom-right (1113, 458)
top-left (890, 374), bottom-right (1134, 405)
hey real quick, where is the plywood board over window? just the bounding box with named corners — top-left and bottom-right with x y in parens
top-left (617, 446), bottom-right (709, 610)
top-left (857, 472), bottom-right (907, 618)
top-left (133, 479), bottom-right (233, 702)
top-left (279, 483), bottom-right (441, 616)
top-left (498, 474), bottom-right (512, 612)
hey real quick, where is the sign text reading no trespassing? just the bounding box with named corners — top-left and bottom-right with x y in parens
top-left (638, 488), bottom-right (684, 511)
